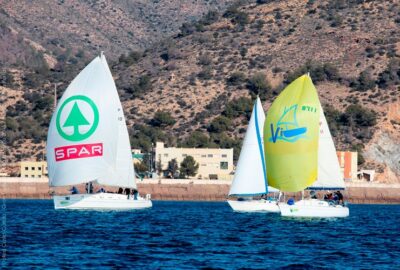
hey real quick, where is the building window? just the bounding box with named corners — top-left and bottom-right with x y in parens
top-left (25, 175), bottom-right (28, 177)
top-left (38, 167), bottom-right (42, 171)
top-left (31, 175), bottom-right (35, 178)
top-left (25, 167), bottom-right (28, 170)
top-left (31, 167), bottom-right (35, 170)
top-left (164, 154), bottom-right (168, 157)
top-left (220, 162), bottom-right (228, 170)
top-left (182, 154), bottom-right (187, 158)
top-left (222, 154), bottom-right (227, 158)
top-left (201, 155), bottom-right (206, 158)
top-left (208, 154), bottom-right (213, 158)
top-left (201, 164), bottom-right (207, 166)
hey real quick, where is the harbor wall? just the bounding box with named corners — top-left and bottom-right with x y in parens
top-left (1, 178), bottom-right (400, 204)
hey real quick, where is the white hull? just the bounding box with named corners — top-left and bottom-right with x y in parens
top-left (228, 199), bottom-right (280, 213)
top-left (53, 193), bottom-right (152, 210)
top-left (279, 199), bottom-right (349, 218)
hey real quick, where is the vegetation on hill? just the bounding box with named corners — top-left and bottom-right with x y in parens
top-left (1, 0), bottom-right (399, 175)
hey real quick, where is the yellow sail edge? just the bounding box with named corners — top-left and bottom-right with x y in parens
top-left (264, 74), bottom-right (321, 192)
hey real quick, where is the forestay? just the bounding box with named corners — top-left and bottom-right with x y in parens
top-left (46, 54), bottom-right (136, 188)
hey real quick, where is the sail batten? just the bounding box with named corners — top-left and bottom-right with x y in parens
top-left (46, 55), bottom-right (136, 189)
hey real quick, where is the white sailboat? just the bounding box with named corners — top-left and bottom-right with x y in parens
top-left (227, 97), bottom-right (280, 212)
top-left (46, 53), bottom-right (152, 210)
top-left (279, 106), bottom-right (349, 218)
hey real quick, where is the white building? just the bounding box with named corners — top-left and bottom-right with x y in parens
top-left (155, 142), bottom-right (234, 180)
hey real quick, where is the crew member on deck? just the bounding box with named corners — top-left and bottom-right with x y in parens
top-left (132, 189), bottom-right (139, 200)
top-left (310, 190), bottom-right (317, 199)
top-left (69, 186), bottom-right (78, 194)
top-left (125, 188), bottom-right (131, 199)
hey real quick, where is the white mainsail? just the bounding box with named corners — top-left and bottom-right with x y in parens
top-left (310, 107), bottom-right (345, 190)
top-left (229, 97), bottom-right (274, 196)
top-left (46, 54), bottom-right (136, 189)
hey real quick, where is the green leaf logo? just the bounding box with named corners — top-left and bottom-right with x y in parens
top-left (56, 95), bottom-right (99, 141)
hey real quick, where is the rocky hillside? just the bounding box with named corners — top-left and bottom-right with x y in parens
top-left (0, 0), bottom-right (233, 172)
top-left (0, 0), bottom-right (232, 65)
top-left (1, 0), bottom-right (400, 182)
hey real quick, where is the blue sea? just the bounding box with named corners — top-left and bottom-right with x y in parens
top-left (3, 200), bottom-right (400, 269)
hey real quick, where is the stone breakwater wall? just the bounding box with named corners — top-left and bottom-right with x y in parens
top-left (1, 178), bottom-right (400, 204)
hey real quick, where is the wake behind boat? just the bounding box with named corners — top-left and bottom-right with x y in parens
top-left (227, 97), bottom-right (280, 213)
top-left (264, 74), bottom-right (349, 218)
top-left (46, 53), bottom-right (152, 210)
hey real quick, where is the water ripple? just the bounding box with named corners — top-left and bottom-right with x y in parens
top-left (4, 200), bottom-right (400, 269)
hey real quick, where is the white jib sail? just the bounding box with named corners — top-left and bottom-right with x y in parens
top-left (310, 107), bottom-right (345, 190)
top-left (112, 92), bottom-right (137, 189)
top-left (229, 97), bottom-right (269, 196)
top-left (46, 54), bottom-right (136, 188)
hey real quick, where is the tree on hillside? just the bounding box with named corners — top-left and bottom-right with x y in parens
top-left (222, 97), bottom-right (253, 119)
top-left (180, 131), bottom-right (209, 148)
top-left (342, 104), bottom-right (377, 127)
top-left (149, 111), bottom-right (176, 127)
top-left (247, 72), bottom-right (271, 98)
top-left (179, 156), bottom-right (199, 179)
top-left (350, 70), bottom-right (375, 91)
top-left (227, 71), bottom-right (246, 86)
top-left (207, 116), bottom-right (232, 133)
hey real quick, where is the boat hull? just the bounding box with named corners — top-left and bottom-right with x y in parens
top-left (227, 199), bottom-right (280, 213)
top-left (279, 199), bottom-right (349, 218)
top-left (53, 193), bottom-right (152, 210)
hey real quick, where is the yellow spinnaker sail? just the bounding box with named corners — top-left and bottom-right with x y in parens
top-left (264, 74), bottom-right (320, 192)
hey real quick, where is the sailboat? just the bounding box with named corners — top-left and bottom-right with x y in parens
top-left (227, 97), bottom-right (280, 212)
top-left (264, 74), bottom-right (349, 218)
top-left (46, 53), bottom-right (152, 210)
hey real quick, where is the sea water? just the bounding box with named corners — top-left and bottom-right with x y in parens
top-left (4, 200), bottom-right (400, 269)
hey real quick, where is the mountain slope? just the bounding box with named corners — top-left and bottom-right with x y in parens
top-left (0, 0), bottom-right (232, 65)
top-left (2, 0), bottom-right (400, 181)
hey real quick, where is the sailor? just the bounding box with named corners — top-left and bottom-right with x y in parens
top-left (335, 190), bottom-right (344, 205)
top-left (85, 182), bottom-right (94, 194)
top-left (133, 189), bottom-right (139, 200)
top-left (125, 188), bottom-right (131, 199)
top-left (287, 198), bottom-right (295, 205)
top-left (69, 186), bottom-right (78, 194)
top-left (310, 190), bottom-right (317, 199)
